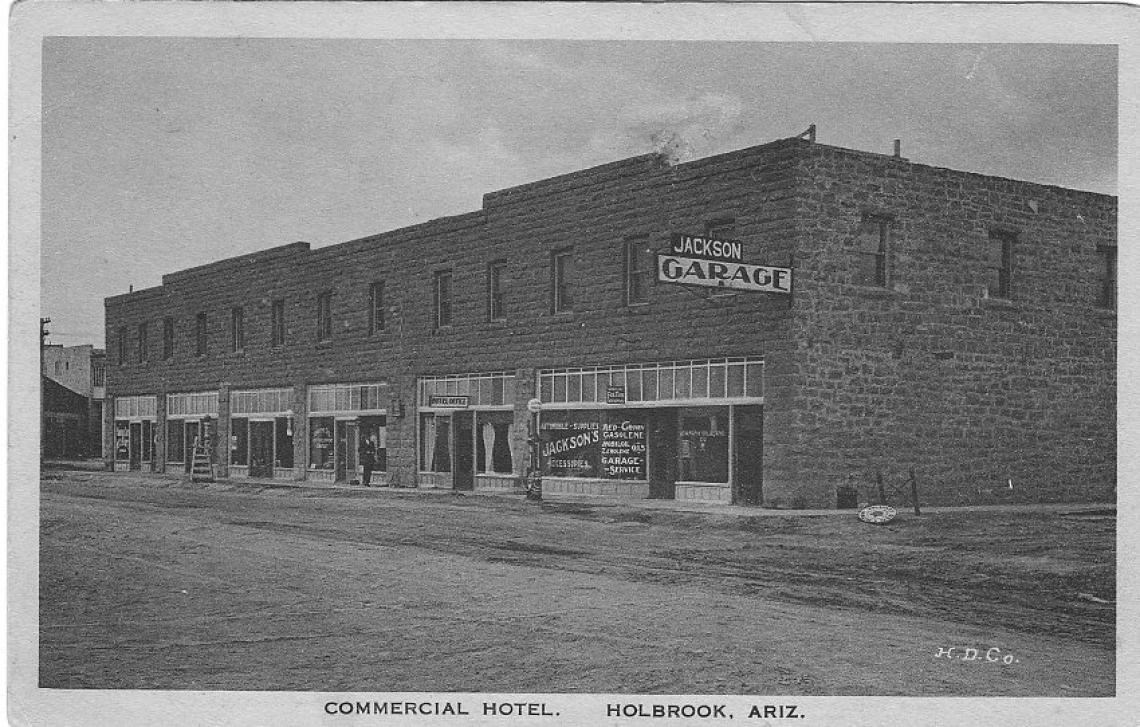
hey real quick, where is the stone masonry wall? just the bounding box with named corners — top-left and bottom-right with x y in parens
top-left (784, 144), bottom-right (1116, 507)
top-left (105, 139), bottom-right (804, 495)
top-left (103, 137), bottom-right (1116, 507)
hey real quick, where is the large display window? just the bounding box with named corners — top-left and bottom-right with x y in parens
top-left (476, 411), bottom-right (514, 474)
top-left (540, 410), bottom-right (647, 480)
top-left (420, 413), bottom-right (452, 472)
top-left (309, 417), bottom-right (335, 470)
top-left (678, 407), bottom-right (729, 483)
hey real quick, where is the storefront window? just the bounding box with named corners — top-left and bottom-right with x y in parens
top-left (231, 417), bottom-right (248, 465)
top-left (678, 408), bottom-right (729, 483)
top-left (476, 412), bottom-right (514, 474)
top-left (540, 410), bottom-right (646, 480)
top-left (114, 421), bottom-right (130, 461)
top-left (309, 417), bottom-right (334, 469)
top-left (275, 417), bottom-right (294, 468)
top-left (420, 413), bottom-right (451, 472)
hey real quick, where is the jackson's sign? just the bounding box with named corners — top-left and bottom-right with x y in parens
top-left (657, 254), bottom-right (793, 294)
top-left (670, 234), bottom-right (744, 263)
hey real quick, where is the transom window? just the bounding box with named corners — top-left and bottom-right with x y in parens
top-left (166, 392), bottom-right (219, 417)
top-left (308, 382), bottom-right (389, 414)
top-left (231, 388), bottom-right (294, 415)
top-left (114, 395), bottom-right (157, 419)
top-left (418, 372), bottom-right (515, 409)
top-left (539, 358), bottom-right (763, 406)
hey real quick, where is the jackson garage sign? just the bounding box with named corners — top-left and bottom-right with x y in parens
top-left (657, 234), bottom-right (793, 295)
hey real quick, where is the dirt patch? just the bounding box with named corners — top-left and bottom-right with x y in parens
top-left (38, 470), bottom-right (1115, 695)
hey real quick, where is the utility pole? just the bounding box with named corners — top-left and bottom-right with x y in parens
top-left (41, 318), bottom-right (51, 459)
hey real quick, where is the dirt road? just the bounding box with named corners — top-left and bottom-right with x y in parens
top-left (39, 468), bottom-right (1114, 696)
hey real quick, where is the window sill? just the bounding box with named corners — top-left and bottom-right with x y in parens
top-left (980, 296), bottom-right (1017, 309)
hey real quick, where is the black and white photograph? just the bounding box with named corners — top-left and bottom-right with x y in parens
top-left (10, 2), bottom-right (1137, 725)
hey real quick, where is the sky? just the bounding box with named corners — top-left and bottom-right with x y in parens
top-left (40, 39), bottom-right (1117, 348)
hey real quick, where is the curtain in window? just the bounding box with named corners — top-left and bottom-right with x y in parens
top-left (482, 421), bottom-right (495, 473)
top-left (422, 415), bottom-right (436, 472)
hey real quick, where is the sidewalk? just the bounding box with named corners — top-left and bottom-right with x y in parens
top-left (45, 461), bottom-right (1114, 518)
top-left (172, 470), bottom-right (1118, 518)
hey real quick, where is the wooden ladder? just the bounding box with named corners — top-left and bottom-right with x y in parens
top-left (190, 437), bottom-right (214, 483)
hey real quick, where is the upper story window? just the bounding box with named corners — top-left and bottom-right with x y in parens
top-left (552, 248), bottom-right (575, 313)
top-left (369, 282), bottom-right (385, 335)
top-left (704, 219), bottom-right (736, 297)
top-left (987, 230), bottom-right (1015, 300)
top-left (488, 260), bottom-right (507, 321)
top-left (316, 291), bottom-right (333, 342)
top-left (195, 313), bottom-right (208, 357)
top-left (92, 361), bottom-right (105, 387)
top-left (1096, 245), bottom-right (1116, 309)
top-left (625, 238), bottom-right (653, 305)
top-left (855, 215), bottom-right (891, 288)
top-left (434, 270), bottom-right (453, 328)
top-left (230, 306), bottom-right (244, 353)
top-left (162, 317), bottom-right (174, 360)
top-left (271, 299), bottom-right (285, 347)
top-left (137, 322), bottom-right (148, 363)
top-left (117, 326), bottom-right (127, 365)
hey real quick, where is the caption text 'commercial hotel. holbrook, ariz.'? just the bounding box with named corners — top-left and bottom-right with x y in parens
top-left (103, 135), bottom-right (1116, 508)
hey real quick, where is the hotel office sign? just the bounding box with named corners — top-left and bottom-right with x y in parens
top-left (428, 395), bottom-right (470, 408)
top-left (657, 234), bottom-right (793, 294)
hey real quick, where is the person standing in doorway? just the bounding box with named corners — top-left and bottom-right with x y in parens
top-left (359, 433), bottom-right (377, 487)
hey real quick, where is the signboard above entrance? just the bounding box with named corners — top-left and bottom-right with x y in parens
top-left (670, 234), bottom-right (744, 263)
top-left (606, 386), bottom-right (626, 405)
top-left (427, 395), bottom-right (470, 408)
top-left (657, 254), bottom-right (793, 295)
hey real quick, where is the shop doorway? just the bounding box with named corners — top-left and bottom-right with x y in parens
top-left (141, 420), bottom-right (154, 470)
top-left (648, 410), bottom-right (678, 499)
top-left (250, 420), bottom-right (275, 478)
top-left (128, 422), bottom-right (142, 470)
top-left (734, 405), bottom-right (763, 505)
top-left (334, 420), bottom-right (359, 483)
top-left (453, 411), bottom-right (474, 491)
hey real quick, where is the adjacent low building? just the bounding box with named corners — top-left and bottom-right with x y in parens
top-left (103, 136), bottom-right (1117, 507)
top-left (42, 343), bottom-right (105, 459)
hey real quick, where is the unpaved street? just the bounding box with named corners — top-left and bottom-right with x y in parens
top-left (39, 468), bottom-right (1114, 696)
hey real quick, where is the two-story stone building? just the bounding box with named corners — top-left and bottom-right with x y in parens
top-left (103, 136), bottom-right (1117, 507)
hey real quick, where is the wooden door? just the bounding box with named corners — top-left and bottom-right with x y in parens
top-left (250, 420), bottom-right (275, 478)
